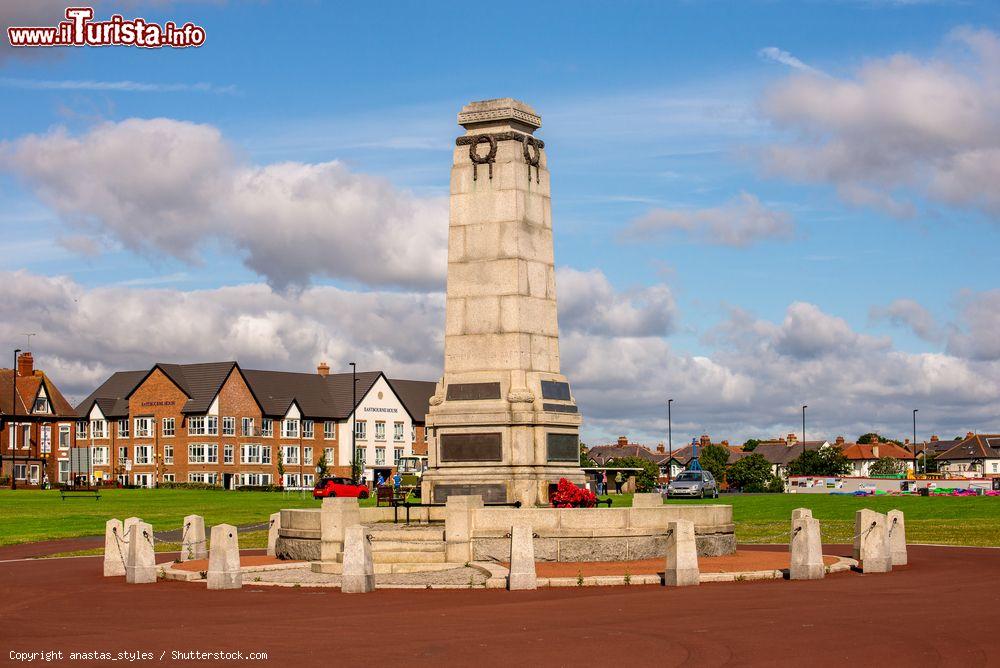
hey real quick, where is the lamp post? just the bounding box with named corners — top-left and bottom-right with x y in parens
top-left (913, 408), bottom-right (919, 475)
top-left (10, 349), bottom-right (21, 490)
top-left (801, 405), bottom-right (808, 457)
top-left (667, 399), bottom-right (673, 483)
top-left (350, 362), bottom-right (357, 484)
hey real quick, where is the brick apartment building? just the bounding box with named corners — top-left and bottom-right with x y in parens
top-left (1, 352), bottom-right (78, 486)
top-left (74, 361), bottom-right (435, 489)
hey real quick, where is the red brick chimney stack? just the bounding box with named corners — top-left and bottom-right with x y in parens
top-left (699, 434), bottom-right (711, 447)
top-left (835, 436), bottom-right (845, 445)
top-left (966, 432), bottom-right (975, 440)
top-left (617, 436), bottom-right (628, 447)
top-left (930, 435), bottom-right (939, 442)
top-left (656, 443), bottom-right (665, 454)
top-left (17, 351), bottom-right (34, 377)
top-left (317, 361), bottom-right (330, 377)
top-left (787, 432), bottom-right (797, 445)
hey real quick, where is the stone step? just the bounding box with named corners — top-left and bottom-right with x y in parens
top-left (374, 562), bottom-right (463, 574)
top-left (372, 550), bottom-right (447, 564)
top-left (370, 529), bottom-right (445, 542)
top-left (371, 540), bottom-right (445, 553)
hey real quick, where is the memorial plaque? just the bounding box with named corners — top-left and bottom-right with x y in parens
top-left (540, 380), bottom-right (571, 401)
top-left (547, 433), bottom-right (579, 462)
top-left (432, 483), bottom-right (507, 503)
top-left (440, 433), bottom-right (503, 462)
top-left (542, 403), bottom-right (578, 413)
top-left (446, 382), bottom-right (501, 401)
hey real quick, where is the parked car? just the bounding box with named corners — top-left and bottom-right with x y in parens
top-left (312, 477), bottom-right (370, 499)
top-left (666, 470), bottom-right (719, 499)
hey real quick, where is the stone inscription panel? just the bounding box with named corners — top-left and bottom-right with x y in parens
top-left (440, 432), bottom-right (503, 462)
top-left (446, 382), bottom-right (502, 401)
top-left (433, 484), bottom-right (507, 504)
top-left (547, 433), bottom-right (579, 462)
top-left (542, 403), bottom-right (578, 413)
top-left (540, 380), bottom-right (571, 401)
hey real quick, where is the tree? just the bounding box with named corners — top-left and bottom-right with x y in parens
top-left (699, 444), bottom-right (730, 487)
top-left (869, 456), bottom-right (903, 477)
top-left (580, 443), bottom-right (596, 468)
top-left (277, 449), bottom-right (286, 483)
top-left (742, 438), bottom-right (761, 452)
top-left (606, 456), bottom-right (658, 493)
top-left (787, 446), bottom-right (851, 477)
top-left (725, 453), bottom-right (772, 492)
top-left (316, 450), bottom-right (329, 478)
top-left (858, 432), bottom-right (902, 445)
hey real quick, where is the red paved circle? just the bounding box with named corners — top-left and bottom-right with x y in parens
top-left (2, 545), bottom-right (997, 666)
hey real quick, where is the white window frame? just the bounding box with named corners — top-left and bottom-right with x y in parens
top-left (188, 416), bottom-right (206, 436)
top-left (262, 418), bottom-right (273, 438)
top-left (162, 417), bottom-right (175, 437)
top-left (134, 417), bottom-right (153, 438)
top-left (224, 443), bottom-right (234, 464)
top-left (164, 444), bottom-right (174, 464)
top-left (303, 419), bottom-right (314, 439)
top-left (93, 446), bottom-right (110, 466)
top-left (77, 421), bottom-right (88, 439)
top-left (134, 444), bottom-right (151, 465)
top-left (324, 447), bottom-right (334, 463)
top-left (282, 445), bottom-right (300, 465)
top-left (242, 417), bottom-right (254, 437)
top-left (91, 419), bottom-right (107, 439)
top-left (303, 447), bottom-right (313, 466)
top-left (118, 418), bottom-right (130, 438)
top-left (241, 443), bottom-right (261, 465)
top-left (394, 421), bottom-right (404, 442)
top-left (375, 447), bottom-right (386, 465)
top-left (58, 424), bottom-right (70, 450)
top-left (262, 445), bottom-right (272, 465)
top-left (324, 421), bottom-right (335, 439)
top-left (355, 420), bottom-right (367, 440)
top-left (222, 416), bottom-right (235, 436)
top-left (394, 447), bottom-right (403, 465)
top-left (375, 421), bottom-right (386, 441)
top-left (206, 416), bottom-right (218, 436)
top-left (188, 443), bottom-right (207, 464)
top-left (355, 446), bottom-right (366, 465)
top-left (282, 419), bottom-right (300, 439)
top-left (117, 445), bottom-right (128, 465)
top-left (40, 426), bottom-right (51, 454)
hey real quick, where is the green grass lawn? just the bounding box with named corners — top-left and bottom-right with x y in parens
top-left (2, 489), bottom-right (998, 549)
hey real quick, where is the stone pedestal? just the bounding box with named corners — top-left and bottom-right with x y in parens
top-left (887, 509), bottom-right (907, 566)
top-left (320, 497), bottom-right (361, 563)
top-left (855, 510), bottom-right (892, 574)
top-left (207, 524), bottom-right (241, 590)
top-left (632, 493), bottom-right (665, 508)
top-left (445, 495), bottom-right (483, 564)
top-left (508, 524), bottom-right (537, 590)
top-left (125, 521), bottom-right (156, 584)
top-left (181, 514), bottom-right (207, 562)
top-left (423, 98), bottom-right (585, 507)
top-left (267, 512), bottom-right (281, 558)
top-left (103, 519), bottom-right (125, 577)
top-left (789, 508), bottom-right (812, 551)
top-left (664, 520), bottom-right (699, 587)
top-left (789, 517), bottom-right (824, 580)
top-left (341, 525), bottom-right (375, 593)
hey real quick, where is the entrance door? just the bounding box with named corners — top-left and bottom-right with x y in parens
top-left (223, 473), bottom-right (234, 490)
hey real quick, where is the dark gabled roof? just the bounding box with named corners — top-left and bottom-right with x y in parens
top-left (321, 371), bottom-right (382, 419)
top-left (242, 368), bottom-right (344, 419)
top-left (75, 370), bottom-right (147, 418)
top-left (125, 362), bottom-right (238, 414)
top-left (0, 369), bottom-right (77, 420)
top-left (753, 441), bottom-right (829, 466)
top-left (936, 435), bottom-right (1000, 462)
top-left (387, 379), bottom-right (436, 424)
top-left (587, 444), bottom-right (662, 464)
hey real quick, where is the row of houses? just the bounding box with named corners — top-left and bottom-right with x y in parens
top-left (0, 351), bottom-right (435, 489)
top-left (587, 431), bottom-right (1000, 483)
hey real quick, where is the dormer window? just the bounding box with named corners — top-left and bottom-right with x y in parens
top-left (32, 398), bottom-right (50, 414)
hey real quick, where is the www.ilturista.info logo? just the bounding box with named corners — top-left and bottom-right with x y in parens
top-left (7, 7), bottom-right (206, 49)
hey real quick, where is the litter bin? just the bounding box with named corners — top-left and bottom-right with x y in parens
top-left (993, 478), bottom-right (1000, 492)
top-left (918, 487), bottom-right (930, 497)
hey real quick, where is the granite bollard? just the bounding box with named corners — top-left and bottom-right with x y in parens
top-left (887, 509), bottom-right (907, 566)
top-left (853, 508), bottom-right (876, 561)
top-left (123, 516), bottom-right (142, 541)
top-left (856, 510), bottom-right (892, 573)
top-left (267, 512), bottom-right (281, 558)
top-left (207, 524), bottom-right (242, 590)
top-left (507, 524), bottom-right (537, 591)
top-left (320, 497), bottom-right (361, 562)
top-left (341, 525), bottom-right (375, 593)
top-left (789, 508), bottom-right (813, 552)
top-left (664, 519), bottom-right (699, 587)
top-left (181, 514), bottom-right (207, 562)
top-left (125, 521), bottom-right (156, 584)
top-left (103, 519), bottom-right (125, 576)
top-left (789, 516), bottom-right (824, 580)
top-left (445, 495), bottom-right (484, 564)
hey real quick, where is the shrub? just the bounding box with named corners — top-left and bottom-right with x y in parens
top-left (725, 453), bottom-right (773, 492)
top-left (700, 444), bottom-right (730, 486)
top-left (550, 478), bottom-right (597, 508)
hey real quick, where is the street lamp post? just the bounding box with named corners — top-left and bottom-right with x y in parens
top-left (350, 362), bottom-right (357, 484)
top-left (667, 399), bottom-right (673, 484)
top-left (913, 408), bottom-right (919, 475)
top-left (10, 349), bottom-right (21, 490)
top-left (801, 405), bottom-right (808, 457)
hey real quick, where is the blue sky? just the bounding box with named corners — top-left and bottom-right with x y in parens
top-left (2, 1), bottom-right (999, 444)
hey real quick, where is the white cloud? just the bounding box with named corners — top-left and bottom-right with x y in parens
top-left (871, 298), bottom-right (943, 342)
top-left (623, 192), bottom-right (794, 246)
top-left (759, 28), bottom-right (1000, 218)
top-left (555, 268), bottom-right (676, 337)
top-left (758, 47), bottom-right (825, 76)
top-left (946, 289), bottom-right (1000, 361)
top-left (0, 118), bottom-right (448, 290)
top-left (0, 78), bottom-right (236, 94)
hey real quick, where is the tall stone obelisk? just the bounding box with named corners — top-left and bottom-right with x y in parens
top-left (422, 98), bottom-right (585, 506)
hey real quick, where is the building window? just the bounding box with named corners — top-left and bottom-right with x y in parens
top-left (242, 417), bottom-right (255, 437)
top-left (189, 443), bottom-right (207, 464)
top-left (188, 416), bottom-right (206, 436)
top-left (21, 424), bottom-right (30, 449)
top-left (222, 417), bottom-right (235, 436)
top-left (282, 473), bottom-right (300, 488)
top-left (262, 419), bottom-right (273, 438)
top-left (162, 417), bottom-right (175, 437)
top-left (302, 474), bottom-right (315, 487)
top-left (262, 446), bottom-right (272, 465)
top-left (324, 421), bottom-right (335, 439)
top-left (375, 447), bottom-right (386, 465)
top-left (58, 459), bottom-right (69, 483)
top-left (282, 419), bottom-right (299, 439)
top-left (58, 424), bottom-right (70, 449)
top-left (135, 445), bottom-right (151, 465)
top-left (91, 419), bottom-right (107, 439)
top-left (355, 447), bottom-right (366, 465)
top-left (118, 419), bottom-right (130, 438)
top-left (412, 425), bottom-right (416, 441)
top-left (303, 420), bottom-right (314, 439)
top-left (40, 426), bottom-right (51, 454)
top-left (375, 421), bottom-right (386, 441)
top-left (188, 472), bottom-right (217, 485)
top-left (33, 397), bottom-right (50, 413)
top-left (394, 421), bottom-right (404, 442)
top-left (303, 447), bottom-right (313, 466)
top-left (240, 472), bottom-right (272, 487)
top-left (164, 445), bottom-right (174, 464)
top-left (118, 446), bottom-right (128, 465)
top-left (241, 443), bottom-right (262, 464)
top-left (394, 448), bottom-right (403, 465)
top-left (282, 445), bottom-right (300, 465)
top-left (77, 421), bottom-right (87, 439)
top-left (134, 417), bottom-right (153, 438)
top-left (355, 420), bottom-right (367, 440)
top-left (93, 447), bottom-right (110, 466)
top-left (13, 464), bottom-right (26, 480)
top-left (207, 416), bottom-right (219, 436)
top-left (163, 474), bottom-right (174, 483)
top-left (324, 447), bottom-right (334, 463)
top-left (224, 443), bottom-right (234, 464)
top-left (208, 443), bottom-right (218, 464)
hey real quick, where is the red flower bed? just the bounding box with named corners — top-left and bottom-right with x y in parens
top-left (550, 478), bottom-right (598, 508)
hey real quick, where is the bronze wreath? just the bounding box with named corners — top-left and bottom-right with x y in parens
top-left (522, 134), bottom-right (541, 184)
top-left (469, 134), bottom-right (498, 181)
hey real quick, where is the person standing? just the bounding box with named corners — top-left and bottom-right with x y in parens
top-left (376, 472), bottom-right (385, 487)
top-left (392, 471), bottom-right (402, 490)
top-left (600, 470), bottom-right (607, 495)
top-left (614, 471), bottom-right (623, 494)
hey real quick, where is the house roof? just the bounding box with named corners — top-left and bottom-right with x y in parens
top-left (840, 442), bottom-right (915, 461)
top-left (586, 444), bottom-right (662, 464)
top-left (0, 368), bottom-right (77, 420)
top-left (753, 441), bottom-right (829, 466)
top-left (936, 434), bottom-right (1000, 462)
top-left (76, 362), bottom-right (434, 423)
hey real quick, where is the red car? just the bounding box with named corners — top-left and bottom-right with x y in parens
top-left (313, 477), bottom-right (370, 499)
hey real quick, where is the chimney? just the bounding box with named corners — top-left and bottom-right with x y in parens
top-left (721, 440), bottom-right (729, 447)
top-left (966, 432), bottom-right (975, 440)
top-left (930, 435), bottom-right (939, 442)
top-left (317, 361), bottom-right (330, 377)
top-left (835, 436), bottom-right (845, 445)
top-left (787, 432), bottom-right (797, 445)
top-left (872, 444), bottom-right (880, 458)
top-left (656, 443), bottom-right (665, 454)
top-left (16, 351), bottom-right (34, 377)
top-left (700, 434), bottom-right (711, 447)
top-left (904, 438), bottom-right (910, 445)
top-left (617, 436), bottom-right (628, 447)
